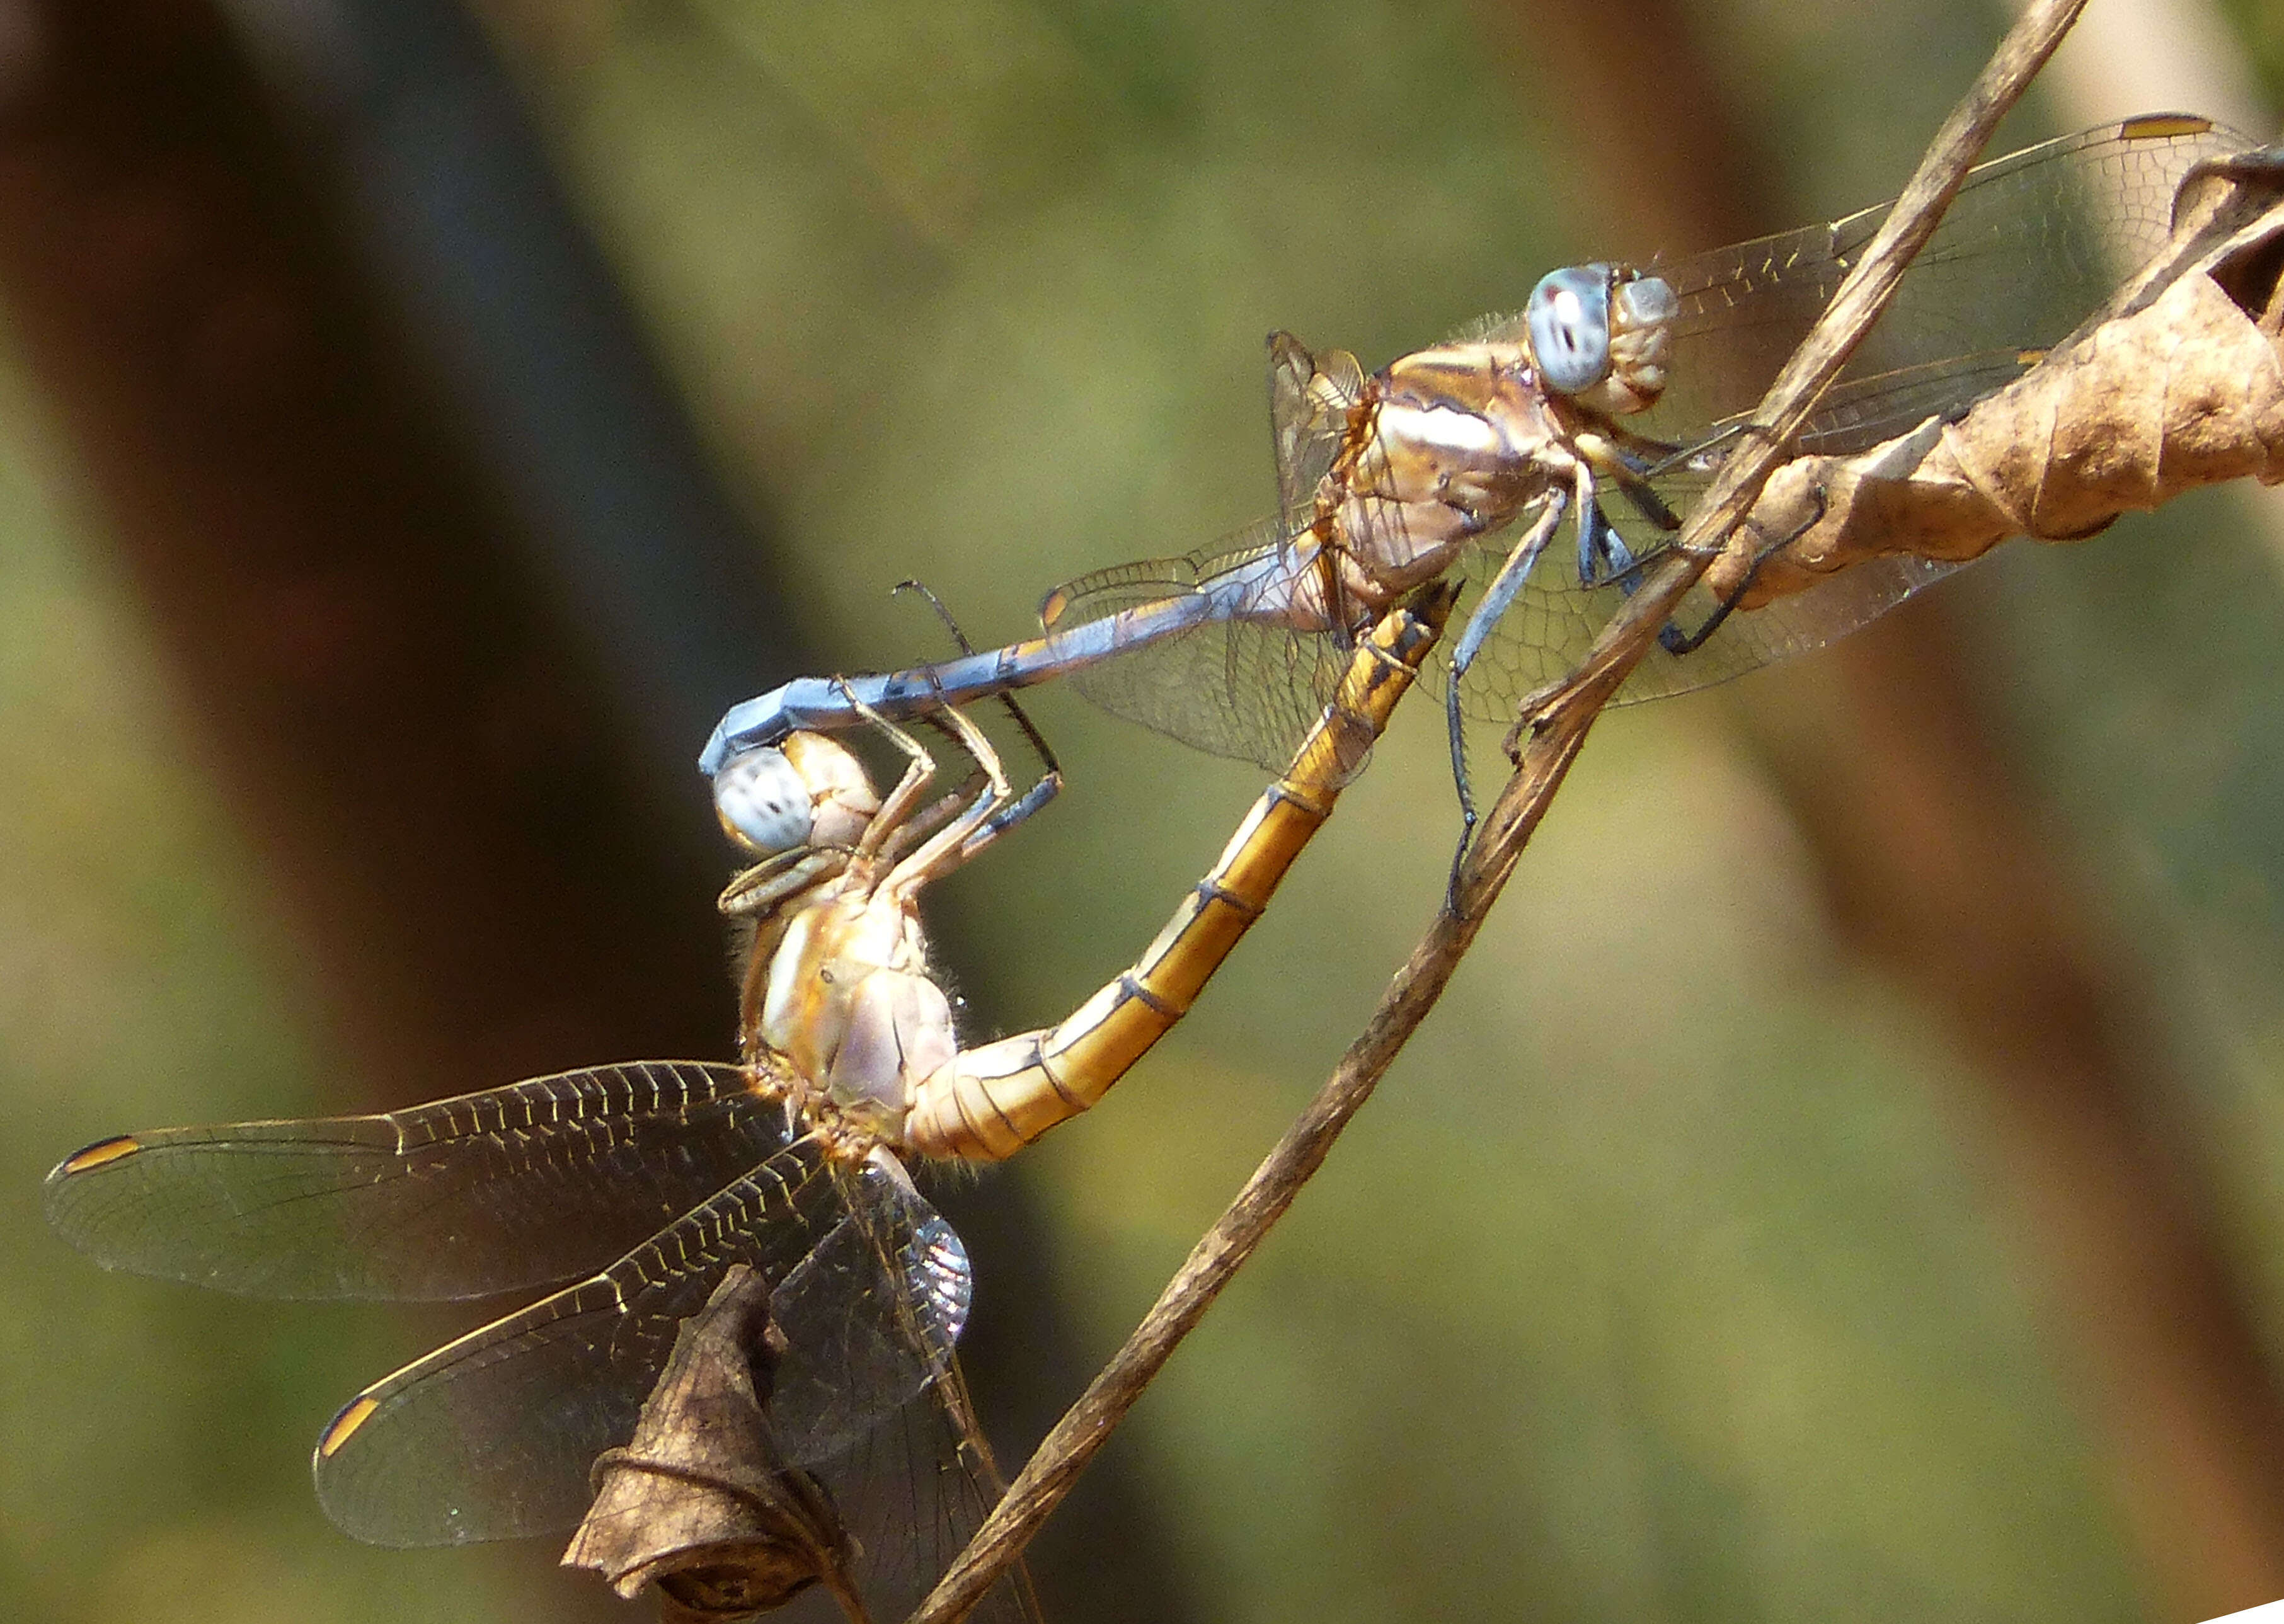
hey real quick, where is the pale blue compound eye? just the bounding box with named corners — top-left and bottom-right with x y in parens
top-left (714, 746), bottom-right (813, 855)
top-left (1526, 263), bottom-right (1615, 396)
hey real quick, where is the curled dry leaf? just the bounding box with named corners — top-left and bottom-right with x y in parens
top-left (1710, 147), bottom-right (2284, 607)
top-left (562, 1263), bottom-right (870, 1624)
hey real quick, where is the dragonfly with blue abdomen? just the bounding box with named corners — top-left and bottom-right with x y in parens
top-left (701, 114), bottom-right (2247, 824)
top-left (43, 581), bottom-right (1453, 1620)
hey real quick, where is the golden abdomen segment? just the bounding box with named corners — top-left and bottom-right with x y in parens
top-left (903, 581), bottom-right (1456, 1161)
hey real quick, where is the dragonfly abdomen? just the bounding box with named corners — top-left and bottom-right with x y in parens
top-left (902, 581), bottom-right (1456, 1161)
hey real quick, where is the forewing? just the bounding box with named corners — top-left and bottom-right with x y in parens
top-left (1634, 117), bottom-right (2244, 454)
top-left (43, 1061), bottom-right (793, 1301)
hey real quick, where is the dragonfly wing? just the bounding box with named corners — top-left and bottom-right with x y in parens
top-left (1449, 539), bottom-right (1963, 721)
top-left (1269, 331), bottom-right (1363, 537)
top-left (767, 1155), bottom-right (969, 1466)
top-left (314, 1137), bottom-right (849, 1546)
top-left (1042, 518), bottom-right (1352, 770)
top-left (522, 1150), bottom-right (1034, 1618)
top-left (1635, 116), bottom-right (2246, 454)
top-left (311, 1143), bottom-right (1001, 1567)
top-left (43, 1061), bottom-right (794, 1302)
top-left (804, 1352), bottom-right (1043, 1624)
top-left (773, 1157), bottom-right (1042, 1621)
top-left (1461, 118), bottom-right (2246, 712)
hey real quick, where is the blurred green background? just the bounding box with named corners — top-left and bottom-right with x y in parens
top-left (9, 1), bottom-right (2284, 1622)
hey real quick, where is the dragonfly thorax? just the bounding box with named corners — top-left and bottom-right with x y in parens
top-left (759, 888), bottom-right (955, 1141)
top-left (1323, 343), bottom-right (1576, 603)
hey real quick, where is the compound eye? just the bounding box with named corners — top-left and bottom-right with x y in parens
top-left (1526, 263), bottom-right (1615, 397)
top-left (714, 747), bottom-right (815, 856)
top-left (1603, 272), bottom-right (1678, 407)
top-left (1613, 273), bottom-right (1677, 333)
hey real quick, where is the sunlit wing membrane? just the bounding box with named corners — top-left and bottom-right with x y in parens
top-left (43, 1061), bottom-right (795, 1301)
top-left (1453, 542), bottom-right (1962, 719)
top-left (312, 1143), bottom-right (970, 1548)
top-left (1634, 115), bottom-right (2242, 451)
top-left (1450, 115), bottom-right (2247, 712)
top-left (1042, 519), bottom-right (1353, 769)
top-left (795, 1354), bottom-right (1042, 1624)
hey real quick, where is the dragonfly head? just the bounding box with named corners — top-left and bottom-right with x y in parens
top-left (1526, 263), bottom-right (1675, 418)
top-left (714, 734), bottom-right (881, 857)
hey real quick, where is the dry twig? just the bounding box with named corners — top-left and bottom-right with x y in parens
top-left (905, 3), bottom-right (2093, 1619)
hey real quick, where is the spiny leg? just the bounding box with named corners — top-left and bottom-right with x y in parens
top-left (1443, 490), bottom-right (1568, 891)
top-left (1576, 445), bottom-right (1704, 644)
top-left (1657, 484), bottom-right (1832, 656)
top-left (880, 700), bottom-right (1019, 901)
top-left (892, 578), bottom-right (1064, 852)
top-left (834, 682), bottom-right (948, 861)
top-left (1571, 462), bottom-right (1622, 587)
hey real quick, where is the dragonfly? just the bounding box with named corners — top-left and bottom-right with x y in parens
top-left (43, 582), bottom-right (1454, 1620)
top-left (699, 113), bottom-right (2247, 819)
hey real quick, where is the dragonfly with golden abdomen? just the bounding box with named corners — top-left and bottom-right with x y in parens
top-left (43, 581), bottom-right (1454, 1620)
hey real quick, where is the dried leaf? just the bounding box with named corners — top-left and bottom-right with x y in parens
top-left (563, 1264), bottom-right (869, 1624)
top-left (1711, 148), bottom-right (2284, 606)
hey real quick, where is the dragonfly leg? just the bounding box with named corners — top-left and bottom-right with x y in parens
top-left (1614, 475), bottom-right (1680, 536)
top-left (878, 702), bottom-right (1019, 900)
top-left (1577, 498), bottom-right (1648, 592)
top-left (1578, 431), bottom-right (1682, 547)
top-left (1443, 492), bottom-right (1568, 885)
top-left (832, 685), bottom-right (953, 864)
top-left (1571, 462), bottom-right (1655, 597)
top-left (1658, 483), bottom-right (1832, 655)
top-left (891, 578), bottom-right (1065, 860)
top-left (1640, 418), bottom-right (1759, 481)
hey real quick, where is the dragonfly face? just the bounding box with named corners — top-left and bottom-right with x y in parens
top-left (716, 732), bottom-right (881, 858)
top-left (1523, 261), bottom-right (1677, 415)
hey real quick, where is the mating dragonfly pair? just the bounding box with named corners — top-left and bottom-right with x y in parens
top-left (43, 115), bottom-right (2243, 1623)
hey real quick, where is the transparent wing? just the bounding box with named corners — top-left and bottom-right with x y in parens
top-left (42, 1061), bottom-right (794, 1301)
top-left (1041, 517), bottom-right (1353, 770)
top-left (1270, 331), bottom-right (1363, 535)
top-left (1471, 115), bottom-right (2247, 456)
top-left (550, 1156), bottom-right (1038, 1622)
top-left (800, 1346), bottom-right (1042, 1624)
top-left (1454, 115), bottom-right (2246, 711)
top-left (768, 1161), bottom-right (970, 1463)
top-left (1453, 539), bottom-right (1963, 719)
top-left (312, 1146), bottom-right (973, 1550)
